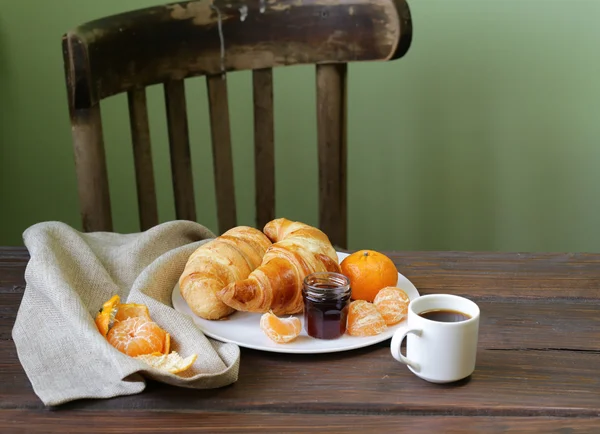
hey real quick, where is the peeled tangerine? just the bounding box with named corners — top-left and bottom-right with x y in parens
top-left (107, 316), bottom-right (170, 357)
top-left (95, 295), bottom-right (197, 375)
top-left (95, 294), bottom-right (151, 337)
top-left (346, 300), bottom-right (387, 337)
top-left (260, 311), bottom-right (302, 343)
top-left (373, 286), bottom-right (410, 325)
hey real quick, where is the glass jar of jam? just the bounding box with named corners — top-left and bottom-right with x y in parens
top-left (302, 272), bottom-right (351, 340)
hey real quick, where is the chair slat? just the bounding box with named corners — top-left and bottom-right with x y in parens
top-left (252, 69), bottom-right (276, 231)
top-left (71, 105), bottom-right (113, 232)
top-left (164, 80), bottom-right (196, 222)
top-left (69, 0), bottom-right (411, 100)
top-left (65, 1), bottom-right (413, 237)
top-left (206, 74), bottom-right (237, 234)
top-left (127, 88), bottom-right (159, 231)
top-left (316, 63), bottom-right (348, 249)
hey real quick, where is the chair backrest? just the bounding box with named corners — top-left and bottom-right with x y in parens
top-left (62, 0), bottom-right (412, 248)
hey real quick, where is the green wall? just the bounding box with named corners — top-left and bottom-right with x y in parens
top-left (1, 0), bottom-right (599, 252)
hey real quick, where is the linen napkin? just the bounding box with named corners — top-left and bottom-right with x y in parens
top-left (12, 220), bottom-right (240, 407)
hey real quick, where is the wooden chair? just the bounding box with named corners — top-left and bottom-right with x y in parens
top-left (62, 0), bottom-right (412, 249)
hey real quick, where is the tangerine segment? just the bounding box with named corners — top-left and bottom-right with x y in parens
top-left (106, 317), bottom-right (167, 357)
top-left (260, 311), bottom-right (302, 344)
top-left (340, 250), bottom-right (398, 302)
top-left (346, 300), bottom-right (387, 337)
top-left (373, 287), bottom-right (410, 325)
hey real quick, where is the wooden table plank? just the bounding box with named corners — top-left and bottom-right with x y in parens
top-left (1, 410), bottom-right (598, 433)
top-left (0, 247), bottom-right (28, 289)
top-left (3, 248), bottom-right (600, 298)
top-left (388, 251), bottom-right (600, 300)
top-left (29, 346), bottom-right (591, 416)
top-left (4, 294), bottom-right (599, 349)
top-left (5, 298), bottom-right (598, 362)
top-left (2, 247), bottom-right (599, 427)
top-left (477, 300), bottom-right (600, 351)
top-left (4, 337), bottom-right (598, 415)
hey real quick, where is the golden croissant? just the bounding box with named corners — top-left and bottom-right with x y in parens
top-left (179, 226), bottom-right (272, 320)
top-left (217, 218), bottom-right (341, 315)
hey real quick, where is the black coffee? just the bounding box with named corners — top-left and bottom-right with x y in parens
top-left (418, 309), bottom-right (471, 322)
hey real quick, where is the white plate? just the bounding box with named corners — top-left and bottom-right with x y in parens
top-left (171, 252), bottom-right (420, 354)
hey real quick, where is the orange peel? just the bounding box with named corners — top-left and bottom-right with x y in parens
top-left (135, 351), bottom-right (198, 374)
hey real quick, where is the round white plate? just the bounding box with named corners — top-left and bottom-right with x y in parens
top-left (171, 252), bottom-right (420, 354)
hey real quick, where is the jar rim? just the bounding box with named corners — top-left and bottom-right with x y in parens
top-left (303, 271), bottom-right (350, 287)
top-left (303, 272), bottom-right (351, 300)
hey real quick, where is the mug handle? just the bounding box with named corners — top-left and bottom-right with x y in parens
top-left (390, 327), bottom-right (422, 372)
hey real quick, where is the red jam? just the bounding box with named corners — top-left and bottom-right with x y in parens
top-left (302, 273), bottom-right (351, 340)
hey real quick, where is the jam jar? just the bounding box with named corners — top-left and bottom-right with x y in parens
top-left (302, 272), bottom-right (351, 340)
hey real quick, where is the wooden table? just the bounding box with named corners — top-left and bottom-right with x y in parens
top-left (2, 246), bottom-right (599, 432)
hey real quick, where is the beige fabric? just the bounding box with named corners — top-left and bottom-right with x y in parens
top-left (12, 220), bottom-right (240, 407)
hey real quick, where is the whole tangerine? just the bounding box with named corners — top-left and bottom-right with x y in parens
top-left (340, 250), bottom-right (398, 302)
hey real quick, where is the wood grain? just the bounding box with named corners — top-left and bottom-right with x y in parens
top-left (70, 106), bottom-right (113, 232)
top-left (164, 80), bottom-right (196, 222)
top-left (253, 68), bottom-right (275, 230)
top-left (0, 248), bottom-right (28, 289)
top-left (476, 300), bottom-right (600, 351)
top-left (2, 247), bottom-right (599, 430)
top-left (206, 74), bottom-right (236, 234)
top-left (316, 63), bottom-right (348, 249)
top-left (127, 87), bottom-right (159, 231)
top-left (3, 300), bottom-right (597, 409)
top-left (1, 411), bottom-right (598, 433)
top-left (62, 34), bottom-right (112, 233)
top-left (384, 251), bottom-right (600, 300)
top-left (18, 345), bottom-right (589, 416)
top-left (63, 0), bottom-right (413, 236)
top-left (64, 0), bottom-right (413, 101)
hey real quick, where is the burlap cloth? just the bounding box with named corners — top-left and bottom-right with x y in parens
top-left (12, 220), bottom-right (240, 407)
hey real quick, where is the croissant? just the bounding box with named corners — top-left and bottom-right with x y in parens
top-left (217, 218), bottom-right (341, 315)
top-left (179, 226), bottom-right (272, 320)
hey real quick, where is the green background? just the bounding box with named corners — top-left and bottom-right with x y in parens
top-left (1, 0), bottom-right (599, 252)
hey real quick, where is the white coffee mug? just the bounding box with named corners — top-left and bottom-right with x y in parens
top-left (390, 294), bottom-right (480, 383)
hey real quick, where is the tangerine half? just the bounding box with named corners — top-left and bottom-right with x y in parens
top-left (340, 250), bottom-right (398, 302)
top-left (106, 317), bottom-right (170, 357)
top-left (373, 286), bottom-right (409, 325)
top-left (260, 311), bottom-right (302, 343)
top-left (346, 300), bottom-right (387, 337)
